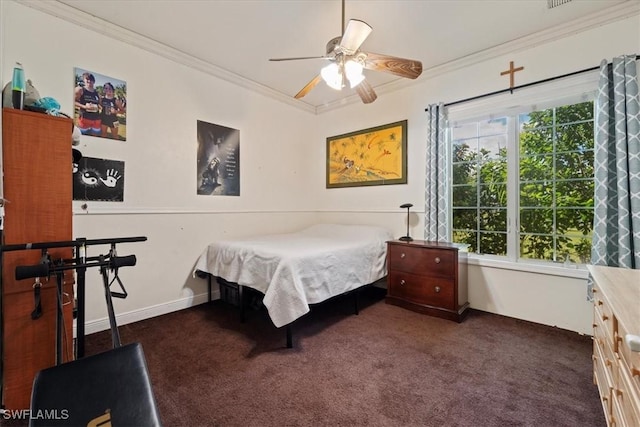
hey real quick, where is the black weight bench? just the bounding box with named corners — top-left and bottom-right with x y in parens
top-left (29, 342), bottom-right (161, 427)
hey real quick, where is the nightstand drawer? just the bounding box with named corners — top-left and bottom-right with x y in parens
top-left (388, 245), bottom-right (455, 277)
top-left (388, 270), bottom-right (455, 310)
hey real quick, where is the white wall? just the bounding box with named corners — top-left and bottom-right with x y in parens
top-left (313, 8), bottom-right (639, 335)
top-left (1, 1), bottom-right (638, 336)
top-left (0, 1), bottom-right (321, 332)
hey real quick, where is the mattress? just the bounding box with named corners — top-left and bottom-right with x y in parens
top-left (194, 223), bottom-right (393, 327)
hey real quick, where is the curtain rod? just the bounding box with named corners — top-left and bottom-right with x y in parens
top-left (425, 55), bottom-right (639, 111)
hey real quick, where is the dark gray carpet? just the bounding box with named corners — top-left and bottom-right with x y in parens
top-left (85, 287), bottom-right (605, 427)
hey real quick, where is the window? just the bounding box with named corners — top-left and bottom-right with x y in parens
top-left (450, 99), bottom-right (595, 265)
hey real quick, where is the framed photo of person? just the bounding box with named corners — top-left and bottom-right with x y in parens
top-left (74, 67), bottom-right (127, 141)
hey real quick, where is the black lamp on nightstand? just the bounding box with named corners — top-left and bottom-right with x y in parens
top-left (399, 203), bottom-right (413, 241)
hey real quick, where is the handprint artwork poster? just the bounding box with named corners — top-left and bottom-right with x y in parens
top-left (73, 156), bottom-right (124, 201)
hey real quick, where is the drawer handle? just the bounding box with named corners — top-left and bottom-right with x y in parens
top-left (632, 368), bottom-right (640, 377)
top-left (597, 299), bottom-right (603, 306)
top-left (434, 286), bottom-right (441, 293)
top-left (400, 253), bottom-right (406, 259)
top-left (434, 257), bottom-right (441, 264)
top-left (605, 358), bottom-right (612, 367)
top-left (602, 314), bottom-right (608, 321)
top-left (625, 334), bottom-right (640, 352)
top-left (400, 279), bottom-right (406, 286)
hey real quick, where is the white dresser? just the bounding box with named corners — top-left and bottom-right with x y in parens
top-left (588, 265), bottom-right (640, 426)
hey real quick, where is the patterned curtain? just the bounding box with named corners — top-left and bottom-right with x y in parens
top-left (424, 103), bottom-right (449, 241)
top-left (591, 55), bottom-right (640, 270)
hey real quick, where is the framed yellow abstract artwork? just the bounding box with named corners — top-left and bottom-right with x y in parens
top-left (326, 120), bottom-right (407, 188)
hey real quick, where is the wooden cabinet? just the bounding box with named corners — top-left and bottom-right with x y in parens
top-left (588, 265), bottom-right (640, 427)
top-left (386, 240), bottom-right (469, 322)
top-left (1, 108), bottom-right (74, 410)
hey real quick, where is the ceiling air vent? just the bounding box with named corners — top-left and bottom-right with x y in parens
top-left (547, 0), bottom-right (573, 8)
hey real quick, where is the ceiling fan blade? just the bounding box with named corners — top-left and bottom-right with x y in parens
top-left (355, 79), bottom-right (377, 104)
top-left (269, 56), bottom-right (329, 62)
top-left (339, 19), bottom-right (372, 54)
top-left (363, 52), bottom-right (423, 79)
top-left (294, 75), bottom-right (322, 99)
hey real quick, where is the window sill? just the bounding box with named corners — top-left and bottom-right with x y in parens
top-left (464, 255), bottom-right (589, 279)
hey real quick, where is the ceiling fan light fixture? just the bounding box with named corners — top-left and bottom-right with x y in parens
top-left (321, 62), bottom-right (343, 91)
top-left (345, 59), bottom-right (365, 88)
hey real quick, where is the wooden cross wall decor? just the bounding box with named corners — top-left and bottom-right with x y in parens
top-left (500, 61), bottom-right (524, 90)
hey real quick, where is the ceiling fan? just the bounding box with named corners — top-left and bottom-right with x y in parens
top-left (269, 0), bottom-right (423, 104)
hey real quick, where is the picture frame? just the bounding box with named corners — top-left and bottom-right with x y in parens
top-left (74, 67), bottom-right (127, 141)
top-left (326, 120), bottom-right (407, 188)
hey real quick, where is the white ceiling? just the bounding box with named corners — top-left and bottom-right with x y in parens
top-left (46, 0), bottom-right (632, 112)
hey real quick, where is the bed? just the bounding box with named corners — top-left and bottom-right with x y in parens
top-left (194, 223), bottom-right (393, 346)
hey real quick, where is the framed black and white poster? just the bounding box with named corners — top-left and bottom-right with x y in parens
top-left (73, 156), bottom-right (125, 202)
top-left (196, 120), bottom-right (240, 196)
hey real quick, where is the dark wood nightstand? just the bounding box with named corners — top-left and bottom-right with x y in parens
top-left (386, 240), bottom-right (469, 322)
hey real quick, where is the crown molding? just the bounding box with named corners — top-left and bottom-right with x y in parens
top-left (16, 0), bottom-right (639, 115)
top-left (318, 0), bottom-right (640, 114)
top-left (14, 0), bottom-right (316, 114)
top-left (418, 0), bottom-right (640, 81)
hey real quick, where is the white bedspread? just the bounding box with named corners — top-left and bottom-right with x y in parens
top-left (194, 224), bottom-right (393, 328)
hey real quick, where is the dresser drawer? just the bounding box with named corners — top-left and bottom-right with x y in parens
top-left (388, 245), bottom-right (455, 277)
top-left (388, 270), bottom-right (455, 310)
top-left (588, 265), bottom-right (640, 426)
top-left (593, 286), bottom-right (615, 341)
top-left (593, 341), bottom-right (613, 419)
top-left (616, 326), bottom-right (640, 395)
top-left (617, 362), bottom-right (640, 427)
top-left (594, 307), bottom-right (617, 387)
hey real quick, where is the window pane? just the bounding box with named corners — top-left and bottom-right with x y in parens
top-left (479, 232), bottom-right (506, 255)
top-left (452, 162), bottom-right (477, 185)
top-left (556, 122), bottom-right (594, 152)
top-left (479, 158), bottom-right (507, 184)
top-left (452, 139), bottom-right (478, 161)
top-left (519, 233), bottom-right (554, 261)
top-left (555, 208), bottom-right (594, 235)
top-left (520, 110), bottom-right (554, 155)
top-left (516, 101), bottom-right (594, 264)
top-left (452, 185), bottom-right (477, 207)
top-left (453, 208), bottom-right (477, 230)
top-left (452, 230), bottom-right (477, 253)
top-left (520, 182), bottom-right (553, 207)
top-left (479, 208), bottom-right (506, 230)
top-left (451, 122), bottom-right (478, 140)
top-left (520, 154), bottom-right (554, 182)
top-left (479, 183), bottom-right (507, 207)
top-left (555, 151), bottom-right (594, 179)
top-left (520, 208), bottom-right (553, 234)
top-left (556, 101), bottom-right (593, 122)
top-left (478, 135), bottom-right (507, 160)
top-left (557, 232), bottom-right (592, 264)
top-left (479, 117), bottom-right (507, 137)
top-left (555, 181), bottom-right (594, 208)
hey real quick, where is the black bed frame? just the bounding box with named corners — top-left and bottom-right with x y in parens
top-left (205, 274), bottom-right (365, 348)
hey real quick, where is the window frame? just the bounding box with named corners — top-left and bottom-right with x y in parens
top-left (446, 70), bottom-right (599, 274)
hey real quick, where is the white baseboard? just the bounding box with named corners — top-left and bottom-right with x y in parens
top-left (77, 290), bottom-right (220, 336)
top-left (77, 279), bottom-right (385, 336)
